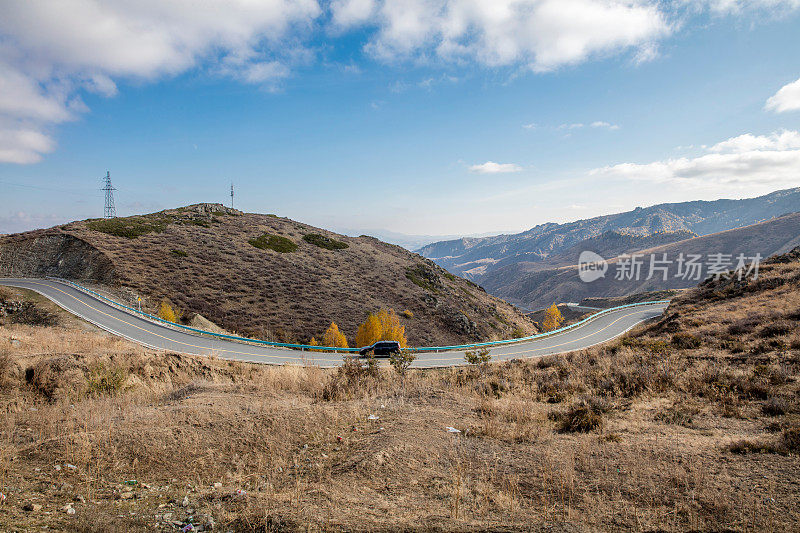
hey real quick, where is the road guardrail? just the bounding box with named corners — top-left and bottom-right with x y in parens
top-left (47, 277), bottom-right (669, 354)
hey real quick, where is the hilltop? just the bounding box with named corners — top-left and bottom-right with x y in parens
top-left (0, 204), bottom-right (535, 346)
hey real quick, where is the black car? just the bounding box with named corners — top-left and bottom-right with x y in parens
top-left (358, 340), bottom-right (401, 357)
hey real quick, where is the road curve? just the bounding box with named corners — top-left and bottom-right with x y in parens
top-left (0, 278), bottom-right (668, 368)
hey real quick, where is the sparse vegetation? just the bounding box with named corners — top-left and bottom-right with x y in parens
top-left (86, 363), bottom-right (127, 396)
top-left (550, 396), bottom-right (609, 433)
top-left (303, 233), bottom-right (349, 250)
top-left (389, 349), bottom-right (416, 376)
top-left (401, 309), bottom-right (414, 319)
top-left (170, 249), bottom-right (188, 257)
top-left (87, 215), bottom-right (173, 238)
top-left (248, 233), bottom-right (298, 253)
top-left (405, 264), bottom-right (442, 293)
top-left (464, 346), bottom-right (491, 366)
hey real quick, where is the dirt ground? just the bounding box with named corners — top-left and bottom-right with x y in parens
top-left (1, 250), bottom-right (799, 531)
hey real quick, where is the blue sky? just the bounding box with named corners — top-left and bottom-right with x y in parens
top-left (1, 1), bottom-right (800, 237)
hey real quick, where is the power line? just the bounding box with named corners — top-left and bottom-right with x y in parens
top-left (0, 180), bottom-right (94, 195)
top-left (101, 171), bottom-right (116, 218)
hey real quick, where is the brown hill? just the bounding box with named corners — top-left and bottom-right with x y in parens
top-left (0, 203), bottom-right (535, 346)
top-left (481, 212), bottom-right (800, 309)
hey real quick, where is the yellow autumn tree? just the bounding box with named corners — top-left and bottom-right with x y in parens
top-left (308, 336), bottom-right (320, 352)
top-left (323, 322), bottom-right (348, 348)
top-left (158, 300), bottom-right (178, 323)
top-left (356, 308), bottom-right (408, 348)
top-left (542, 304), bottom-right (564, 332)
top-left (355, 312), bottom-right (382, 347)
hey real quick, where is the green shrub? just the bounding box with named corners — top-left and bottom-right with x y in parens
top-left (389, 350), bottom-right (416, 376)
top-left (465, 347), bottom-right (491, 366)
top-left (511, 327), bottom-right (526, 339)
top-left (86, 363), bottom-right (127, 396)
top-left (303, 233), bottom-right (349, 250)
top-left (87, 215), bottom-right (172, 239)
top-left (405, 264), bottom-right (441, 293)
top-left (248, 234), bottom-right (298, 253)
top-left (171, 249), bottom-right (188, 257)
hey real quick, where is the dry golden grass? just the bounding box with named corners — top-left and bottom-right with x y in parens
top-left (0, 249), bottom-right (799, 531)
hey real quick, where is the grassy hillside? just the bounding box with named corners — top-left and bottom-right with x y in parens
top-left (1, 247), bottom-right (798, 531)
top-left (0, 203), bottom-right (535, 346)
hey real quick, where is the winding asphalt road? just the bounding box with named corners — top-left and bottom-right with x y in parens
top-left (0, 278), bottom-right (668, 368)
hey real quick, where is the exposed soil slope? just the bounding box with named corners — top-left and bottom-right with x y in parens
top-left (0, 203), bottom-right (534, 346)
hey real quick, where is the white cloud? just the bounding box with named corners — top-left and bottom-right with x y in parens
top-left (766, 77), bottom-right (800, 113)
top-left (0, 122), bottom-right (57, 164)
top-left (0, 0), bottom-right (322, 163)
top-left (698, 0), bottom-right (800, 14)
top-left (632, 42), bottom-right (659, 65)
top-left (332, 0), bottom-right (670, 71)
top-left (590, 121), bottom-right (620, 130)
top-left (522, 123), bottom-right (537, 130)
top-left (558, 121), bottom-right (618, 130)
top-left (707, 130), bottom-right (800, 153)
top-left (590, 129), bottom-right (800, 188)
top-left (469, 161), bottom-right (523, 173)
top-left (330, 0), bottom-right (377, 27)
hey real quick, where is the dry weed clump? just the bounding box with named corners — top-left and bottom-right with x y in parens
top-left (27, 355), bottom-right (87, 401)
top-left (550, 396), bottom-right (610, 433)
top-left (320, 356), bottom-right (387, 401)
top-left (0, 349), bottom-right (11, 388)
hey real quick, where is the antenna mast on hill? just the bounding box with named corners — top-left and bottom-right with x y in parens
top-left (230, 183), bottom-right (234, 209)
top-left (102, 171), bottom-right (116, 219)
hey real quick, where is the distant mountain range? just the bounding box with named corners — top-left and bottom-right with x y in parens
top-left (337, 228), bottom-right (504, 252)
top-left (419, 187), bottom-right (800, 309)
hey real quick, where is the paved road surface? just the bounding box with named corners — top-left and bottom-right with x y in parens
top-left (0, 278), bottom-right (668, 367)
